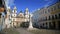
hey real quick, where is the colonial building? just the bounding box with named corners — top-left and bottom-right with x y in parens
top-left (11, 6), bottom-right (17, 27)
top-left (5, 6), bottom-right (30, 28)
top-left (32, 1), bottom-right (60, 30)
top-left (5, 7), bottom-right (11, 28)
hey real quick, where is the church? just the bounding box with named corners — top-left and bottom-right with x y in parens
top-left (5, 6), bottom-right (30, 28)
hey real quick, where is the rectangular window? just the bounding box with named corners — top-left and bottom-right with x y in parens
top-left (52, 15), bottom-right (54, 20)
top-left (55, 15), bottom-right (57, 19)
top-left (49, 16), bottom-right (50, 20)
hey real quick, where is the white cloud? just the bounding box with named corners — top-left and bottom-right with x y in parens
top-left (4, 0), bottom-right (15, 7)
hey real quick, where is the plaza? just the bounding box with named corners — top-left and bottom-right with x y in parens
top-left (0, 0), bottom-right (60, 34)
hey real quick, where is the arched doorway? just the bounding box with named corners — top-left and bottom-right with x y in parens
top-left (20, 22), bottom-right (29, 28)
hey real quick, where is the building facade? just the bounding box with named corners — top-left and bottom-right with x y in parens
top-left (32, 2), bottom-right (60, 30)
top-left (0, 0), bottom-right (7, 30)
top-left (5, 6), bottom-right (30, 28)
top-left (5, 7), bottom-right (11, 28)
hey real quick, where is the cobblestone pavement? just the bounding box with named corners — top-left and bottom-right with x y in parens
top-left (15, 28), bottom-right (60, 34)
top-left (15, 28), bottom-right (33, 34)
top-left (28, 28), bottom-right (60, 34)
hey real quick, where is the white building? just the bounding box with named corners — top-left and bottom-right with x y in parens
top-left (11, 6), bottom-right (17, 27)
top-left (5, 7), bottom-right (11, 28)
top-left (25, 8), bottom-right (30, 22)
top-left (32, 2), bottom-right (60, 29)
top-left (7, 7), bottom-right (30, 27)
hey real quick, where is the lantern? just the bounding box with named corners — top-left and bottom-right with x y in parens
top-left (0, 7), bottom-right (4, 12)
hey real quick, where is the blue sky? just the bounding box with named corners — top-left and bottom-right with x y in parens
top-left (8, 0), bottom-right (59, 13)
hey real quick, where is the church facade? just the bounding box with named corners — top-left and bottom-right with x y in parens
top-left (5, 6), bottom-right (30, 28)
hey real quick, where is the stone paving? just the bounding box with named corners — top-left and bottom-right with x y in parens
top-left (0, 28), bottom-right (60, 34)
top-left (15, 28), bottom-right (60, 34)
top-left (15, 28), bottom-right (33, 34)
top-left (28, 28), bottom-right (60, 34)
